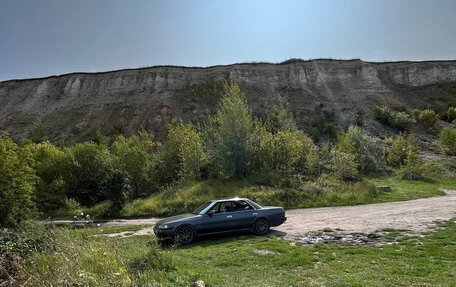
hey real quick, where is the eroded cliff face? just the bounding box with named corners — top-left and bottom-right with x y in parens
top-left (1, 59), bottom-right (455, 142)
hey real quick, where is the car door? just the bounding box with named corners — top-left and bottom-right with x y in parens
top-left (231, 200), bottom-right (257, 230)
top-left (201, 202), bottom-right (235, 233)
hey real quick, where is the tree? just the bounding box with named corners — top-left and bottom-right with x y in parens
top-left (103, 169), bottom-right (131, 210)
top-left (205, 82), bottom-right (255, 178)
top-left (63, 142), bottom-right (116, 206)
top-left (264, 96), bottom-right (297, 134)
top-left (23, 141), bottom-right (68, 212)
top-left (0, 135), bottom-right (37, 227)
top-left (112, 130), bottom-right (157, 198)
top-left (157, 122), bottom-right (206, 183)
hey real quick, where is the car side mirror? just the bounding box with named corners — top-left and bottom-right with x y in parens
top-left (207, 210), bottom-right (216, 216)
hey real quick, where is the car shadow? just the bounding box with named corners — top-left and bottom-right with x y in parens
top-left (158, 228), bottom-right (287, 249)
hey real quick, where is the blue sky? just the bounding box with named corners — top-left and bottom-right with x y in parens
top-left (1, 0), bottom-right (455, 81)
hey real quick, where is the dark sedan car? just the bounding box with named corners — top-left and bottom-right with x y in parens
top-left (153, 198), bottom-right (287, 244)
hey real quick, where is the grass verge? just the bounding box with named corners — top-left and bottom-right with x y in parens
top-left (5, 220), bottom-right (456, 286)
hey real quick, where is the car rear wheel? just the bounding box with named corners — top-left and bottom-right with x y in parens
top-left (174, 226), bottom-right (195, 244)
top-left (254, 218), bottom-right (270, 235)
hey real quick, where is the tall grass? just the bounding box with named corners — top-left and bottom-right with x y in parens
top-left (2, 224), bottom-right (182, 286)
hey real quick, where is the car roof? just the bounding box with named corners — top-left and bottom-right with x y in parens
top-left (210, 197), bottom-right (250, 202)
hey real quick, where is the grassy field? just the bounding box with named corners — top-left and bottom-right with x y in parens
top-left (9, 220), bottom-right (456, 286)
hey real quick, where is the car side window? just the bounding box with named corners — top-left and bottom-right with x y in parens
top-left (207, 203), bottom-right (221, 214)
top-left (219, 201), bottom-right (233, 213)
top-left (207, 202), bottom-right (233, 214)
top-left (232, 200), bottom-right (254, 212)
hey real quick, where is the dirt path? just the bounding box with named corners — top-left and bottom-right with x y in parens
top-left (58, 189), bottom-right (456, 239)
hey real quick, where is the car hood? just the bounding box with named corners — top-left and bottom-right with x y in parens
top-left (155, 213), bottom-right (199, 225)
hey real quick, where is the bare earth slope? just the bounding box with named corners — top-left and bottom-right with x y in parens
top-left (68, 189), bottom-right (456, 239)
top-left (1, 59), bottom-right (456, 142)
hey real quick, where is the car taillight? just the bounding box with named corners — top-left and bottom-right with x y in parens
top-left (282, 210), bottom-right (285, 217)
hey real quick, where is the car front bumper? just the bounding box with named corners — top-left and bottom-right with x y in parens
top-left (153, 226), bottom-right (175, 238)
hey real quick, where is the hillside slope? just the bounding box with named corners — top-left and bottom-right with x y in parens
top-left (1, 59), bottom-right (455, 143)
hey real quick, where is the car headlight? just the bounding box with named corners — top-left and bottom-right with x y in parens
top-left (157, 224), bottom-right (169, 229)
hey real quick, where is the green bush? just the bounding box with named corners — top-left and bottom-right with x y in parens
top-left (374, 106), bottom-right (414, 131)
top-left (327, 149), bottom-right (359, 180)
top-left (257, 130), bottom-right (317, 184)
top-left (0, 136), bottom-right (37, 227)
top-left (446, 107), bottom-right (456, 123)
top-left (336, 126), bottom-right (383, 173)
top-left (414, 109), bottom-right (438, 128)
top-left (438, 127), bottom-right (456, 155)
top-left (386, 134), bottom-right (420, 168)
top-left (306, 118), bottom-right (337, 142)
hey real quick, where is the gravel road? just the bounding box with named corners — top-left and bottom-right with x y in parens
top-left (59, 189), bottom-right (456, 239)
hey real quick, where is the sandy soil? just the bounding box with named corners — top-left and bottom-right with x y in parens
top-left (57, 189), bottom-right (456, 239)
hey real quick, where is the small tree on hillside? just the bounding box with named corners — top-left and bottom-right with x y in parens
top-left (264, 96), bottom-right (297, 134)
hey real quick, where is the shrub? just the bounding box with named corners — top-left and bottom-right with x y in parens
top-left (0, 221), bottom-right (54, 283)
top-left (0, 136), bottom-right (37, 227)
top-left (438, 127), bottom-right (456, 155)
top-left (374, 106), bottom-right (414, 131)
top-left (257, 130), bottom-right (318, 183)
top-left (306, 118), bottom-right (337, 142)
top-left (414, 109), bottom-right (438, 128)
top-left (446, 107), bottom-right (456, 123)
top-left (336, 126), bottom-right (383, 173)
top-left (205, 82), bottom-right (255, 178)
top-left (327, 149), bottom-right (359, 180)
top-left (386, 134), bottom-right (420, 168)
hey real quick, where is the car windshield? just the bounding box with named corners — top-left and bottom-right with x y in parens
top-left (192, 201), bottom-right (212, 214)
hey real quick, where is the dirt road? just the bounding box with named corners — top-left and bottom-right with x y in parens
top-left (65, 189), bottom-right (456, 239)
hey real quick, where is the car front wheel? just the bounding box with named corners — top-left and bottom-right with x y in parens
top-left (254, 218), bottom-right (270, 235)
top-left (174, 226), bottom-right (195, 244)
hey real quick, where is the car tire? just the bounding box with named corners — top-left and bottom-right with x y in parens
top-left (174, 225), bottom-right (196, 244)
top-left (254, 218), bottom-right (270, 235)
